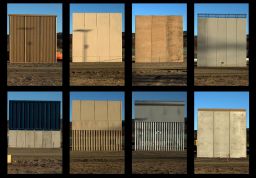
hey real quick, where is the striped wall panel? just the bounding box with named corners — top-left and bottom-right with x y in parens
top-left (135, 122), bottom-right (184, 151)
top-left (72, 130), bottom-right (122, 151)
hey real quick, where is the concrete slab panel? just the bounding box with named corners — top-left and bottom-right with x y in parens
top-left (109, 13), bottom-right (122, 62)
top-left (135, 16), bottom-right (152, 62)
top-left (197, 111), bottom-right (214, 157)
top-left (95, 101), bottom-right (108, 120)
top-left (230, 111), bottom-right (246, 158)
top-left (16, 131), bottom-right (26, 148)
top-left (72, 100), bottom-right (81, 122)
top-left (108, 101), bottom-right (121, 120)
top-left (216, 18), bottom-right (227, 66)
top-left (73, 13), bottom-right (85, 62)
top-left (8, 131), bottom-right (17, 148)
top-left (25, 131), bottom-right (35, 148)
top-left (206, 18), bottom-right (218, 67)
top-left (51, 131), bottom-right (61, 148)
top-left (34, 131), bottom-right (43, 148)
top-left (226, 18), bottom-right (237, 66)
top-left (93, 120), bottom-right (109, 130)
top-left (108, 120), bottom-right (122, 130)
top-left (97, 13), bottom-right (110, 62)
top-left (81, 100), bottom-right (94, 121)
top-left (214, 111), bottom-right (230, 158)
top-left (197, 19), bottom-right (207, 66)
top-left (42, 131), bottom-right (52, 148)
top-left (236, 18), bottom-right (247, 67)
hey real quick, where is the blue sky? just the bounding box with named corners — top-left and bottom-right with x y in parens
top-left (7, 92), bottom-right (63, 120)
top-left (194, 3), bottom-right (248, 35)
top-left (132, 3), bottom-right (187, 33)
top-left (70, 92), bottom-right (125, 121)
top-left (70, 4), bottom-right (125, 33)
top-left (132, 92), bottom-right (187, 119)
top-left (7, 4), bottom-right (62, 34)
top-left (194, 92), bottom-right (249, 130)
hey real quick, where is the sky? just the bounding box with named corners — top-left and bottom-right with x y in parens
top-left (70, 92), bottom-right (125, 121)
top-left (70, 4), bottom-right (125, 33)
top-left (194, 92), bottom-right (249, 130)
top-left (7, 4), bottom-right (62, 34)
top-left (194, 3), bottom-right (249, 35)
top-left (7, 92), bottom-right (63, 119)
top-left (132, 3), bottom-right (187, 33)
top-left (132, 92), bottom-right (187, 119)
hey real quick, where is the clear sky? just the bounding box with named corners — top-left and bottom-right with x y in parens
top-left (7, 3), bottom-right (62, 34)
top-left (132, 3), bottom-right (187, 33)
top-left (70, 92), bottom-right (125, 121)
top-left (132, 92), bottom-right (187, 119)
top-left (7, 92), bottom-right (63, 120)
top-left (194, 92), bottom-right (249, 130)
top-left (194, 3), bottom-right (248, 35)
top-left (70, 4), bottom-right (125, 33)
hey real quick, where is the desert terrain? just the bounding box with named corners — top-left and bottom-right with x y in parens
top-left (8, 148), bottom-right (62, 174)
top-left (70, 62), bottom-right (124, 86)
top-left (70, 151), bottom-right (124, 174)
top-left (195, 67), bottom-right (248, 86)
top-left (195, 157), bottom-right (249, 174)
top-left (132, 151), bottom-right (187, 174)
top-left (7, 63), bottom-right (62, 86)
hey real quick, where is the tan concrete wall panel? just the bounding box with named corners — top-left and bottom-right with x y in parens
top-left (95, 101), bottom-right (108, 120)
top-left (206, 18), bottom-right (218, 67)
top-left (227, 18), bottom-right (237, 66)
top-left (151, 16), bottom-right (167, 62)
top-left (34, 131), bottom-right (43, 148)
top-left (109, 13), bottom-right (122, 62)
top-left (25, 131), bottom-right (35, 148)
top-left (81, 100), bottom-right (94, 121)
top-left (16, 131), bottom-right (26, 148)
top-left (52, 131), bottom-right (61, 148)
top-left (72, 100), bottom-right (81, 121)
top-left (135, 16), bottom-right (152, 62)
top-left (42, 131), bottom-right (52, 148)
top-left (230, 111), bottom-right (246, 158)
top-left (8, 131), bottom-right (17, 147)
top-left (236, 18), bottom-right (247, 67)
top-left (108, 120), bottom-right (122, 130)
top-left (197, 111), bottom-right (214, 157)
top-left (108, 101), bottom-right (121, 120)
top-left (197, 19), bottom-right (207, 66)
top-left (216, 18), bottom-right (227, 66)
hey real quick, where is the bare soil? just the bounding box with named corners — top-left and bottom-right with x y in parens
top-left (132, 151), bottom-right (187, 174)
top-left (70, 62), bottom-right (124, 86)
top-left (8, 63), bottom-right (62, 86)
top-left (8, 148), bottom-right (62, 174)
top-left (70, 151), bottom-right (124, 174)
top-left (132, 63), bottom-right (187, 86)
top-left (195, 157), bottom-right (249, 174)
top-left (195, 67), bottom-right (248, 86)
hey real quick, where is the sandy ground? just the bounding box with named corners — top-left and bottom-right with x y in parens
top-left (8, 63), bottom-right (62, 86)
top-left (70, 62), bottom-right (124, 86)
top-left (195, 67), bottom-right (248, 86)
top-left (70, 151), bottom-right (124, 174)
top-left (195, 157), bottom-right (249, 174)
top-left (8, 148), bottom-right (62, 174)
top-left (132, 151), bottom-right (187, 174)
top-left (132, 63), bottom-right (187, 86)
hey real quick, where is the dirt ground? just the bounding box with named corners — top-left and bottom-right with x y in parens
top-left (70, 62), bottom-right (124, 86)
top-left (195, 67), bottom-right (248, 86)
top-left (8, 148), bottom-right (62, 174)
top-left (195, 157), bottom-right (249, 174)
top-left (70, 151), bottom-right (124, 174)
top-left (132, 63), bottom-right (187, 86)
top-left (132, 151), bottom-right (187, 174)
top-left (8, 63), bottom-right (62, 86)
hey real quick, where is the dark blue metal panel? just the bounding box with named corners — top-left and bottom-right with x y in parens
top-left (9, 100), bottom-right (61, 130)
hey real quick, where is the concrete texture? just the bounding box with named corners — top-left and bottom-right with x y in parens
top-left (135, 16), bottom-right (183, 63)
top-left (8, 130), bottom-right (61, 148)
top-left (197, 17), bottom-right (246, 67)
top-left (197, 109), bottom-right (246, 158)
top-left (72, 13), bottom-right (122, 62)
top-left (135, 101), bottom-right (184, 122)
top-left (72, 100), bottom-right (122, 151)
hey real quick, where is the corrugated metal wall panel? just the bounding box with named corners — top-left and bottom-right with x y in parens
top-left (9, 15), bottom-right (56, 63)
top-left (9, 100), bottom-right (61, 130)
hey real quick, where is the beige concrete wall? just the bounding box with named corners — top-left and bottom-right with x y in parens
top-left (198, 17), bottom-right (246, 67)
top-left (72, 13), bottom-right (122, 62)
top-left (72, 100), bottom-right (122, 151)
top-left (135, 16), bottom-right (183, 63)
top-left (8, 130), bottom-right (61, 148)
top-left (197, 109), bottom-right (246, 158)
